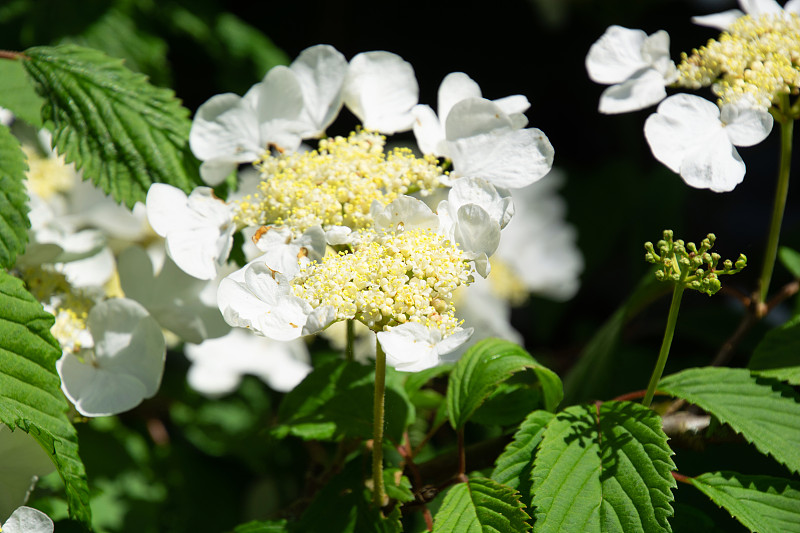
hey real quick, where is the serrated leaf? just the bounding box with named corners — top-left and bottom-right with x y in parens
top-left (233, 519), bottom-right (290, 533)
top-left (563, 274), bottom-right (667, 404)
top-left (531, 401), bottom-right (676, 533)
top-left (749, 315), bottom-right (800, 385)
top-left (447, 338), bottom-right (562, 429)
top-left (491, 410), bottom-right (554, 492)
top-left (659, 367), bottom-right (800, 474)
top-left (0, 124), bottom-right (30, 268)
top-left (779, 246), bottom-right (800, 279)
top-left (384, 468), bottom-right (414, 503)
top-left (0, 271), bottom-right (90, 526)
top-left (0, 59), bottom-right (44, 127)
top-left (433, 476), bottom-right (530, 532)
top-left (274, 359), bottom-right (410, 443)
top-left (21, 44), bottom-right (200, 208)
top-left (690, 471), bottom-right (800, 533)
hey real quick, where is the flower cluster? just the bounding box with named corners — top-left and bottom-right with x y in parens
top-left (586, 0), bottom-right (800, 192)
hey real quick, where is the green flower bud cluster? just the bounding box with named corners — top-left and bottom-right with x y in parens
top-left (644, 230), bottom-right (747, 296)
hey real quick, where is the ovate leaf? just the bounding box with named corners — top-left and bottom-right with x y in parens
top-left (233, 519), bottom-right (290, 533)
top-left (690, 471), bottom-right (800, 533)
top-left (749, 315), bottom-right (800, 385)
top-left (447, 338), bottom-right (562, 429)
top-left (0, 59), bottom-right (44, 127)
top-left (531, 401), bottom-right (675, 533)
top-left (491, 410), bottom-right (554, 492)
top-left (0, 124), bottom-right (29, 269)
top-left (778, 246), bottom-right (800, 279)
top-left (659, 367), bottom-right (800, 474)
top-left (432, 476), bottom-right (530, 532)
top-left (0, 271), bottom-right (90, 526)
top-left (22, 44), bottom-right (201, 208)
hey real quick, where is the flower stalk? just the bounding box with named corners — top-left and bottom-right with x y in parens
top-left (372, 340), bottom-right (387, 508)
top-left (642, 282), bottom-right (685, 407)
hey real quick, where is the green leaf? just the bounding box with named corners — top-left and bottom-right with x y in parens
top-left (749, 315), bottom-right (800, 385)
top-left (0, 271), bottom-right (90, 526)
top-left (447, 338), bottom-right (562, 429)
top-left (0, 124), bottom-right (30, 269)
top-left (491, 410), bottom-right (554, 492)
top-left (384, 468), bottom-right (414, 503)
top-left (233, 519), bottom-right (290, 533)
top-left (690, 471), bottom-right (800, 533)
top-left (0, 59), bottom-right (44, 127)
top-left (432, 476), bottom-right (530, 532)
top-left (274, 359), bottom-right (410, 443)
top-left (779, 246), bottom-right (800, 279)
top-left (21, 44), bottom-right (201, 208)
top-left (563, 274), bottom-right (667, 404)
top-left (530, 401), bottom-right (676, 533)
top-left (659, 367), bottom-right (800, 474)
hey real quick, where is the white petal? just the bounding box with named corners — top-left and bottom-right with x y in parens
top-left (741, 0), bottom-right (783, 15)
top-left (446, 177), bottom-right (514, 229)
top-left (290, 44), bottom-right (348, 136)
top-left (372, 196), bottom-right (439, 233)
top-left (187, 364), bottom-right (242, 397)
top-left (644, 94), bottom-right (723, 174)
top-left (448, 128), bottom-right (555, 188)
top-left (411, 104), bottom-right (446, 156)
top-left (720, 101), bottom-right (773, 147)
top-left (377, 323), bottom-right (440, 372)
top-left (585, 25), bottom-right (648, 84)
top-left (445, 98), bottom-right (514, 141)
top-left (453, 204), bottom-right (501, 259)
top-left (691, 10), bottom-right (745, 29)
top-left (679, 133), bottom-right (745, 192)
top-left (785, 0), bottom-right (800, 13)
top-left (492, 94), bottom-right (530, 116)
top-left (199, 159), bottom-right (238, 187)
top-left (437, 72), bottom-right (482, 123)
top-left (189, 93), bottom-right (261, 164)
top-left (255, 66), bottom-right (306, 151)
top-left (641, 30), bottom-right (678, 83)
top-left (2, 507), bottom-right (53, 533)
top-left (58, 353), bottom-right (148, 417)
top-left (58, 246), bottom-right (115, 288)
top-left (344, 51), bottom-right (419, 133)
top-left (598, 68), bottom-right (668, 114)
top-left (433, 327), bottom-right (473, 357)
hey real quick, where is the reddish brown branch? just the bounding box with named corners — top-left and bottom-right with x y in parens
top-left (0, 50), bottom-right (26, 60)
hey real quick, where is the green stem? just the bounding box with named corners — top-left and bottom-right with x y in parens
top-left (345, 319), bottom-right (355, 362)
top-left (759, 99), bottom-right (794, 302)
top-left (372, 340), bottom-right (387, 508)
top-left (643, 283), bottom-right (685, 407)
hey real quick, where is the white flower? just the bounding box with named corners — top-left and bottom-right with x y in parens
top-left (184, 328), bottom-right (311, 396)
top-left (1, 507), bottom-right (53, 533)
top-left (692, 0), bottom-right (800, 29)
top-left (117, 246), bottom-right (230, 344)
top-left (56, 298), bottom-right (166, 417)
top-left (145, 184), bottom-right (235, 280)
top-left (441, 98), bottom-right (555, 188)
top-left (377, 322), bottom-right (473, 372)
top-left (644, 94), bottom-right (773, 192)
top-left (217, 262), bottom-right (336, 341)
top-left (586, 25), bottom-right (678, 114)
top-left (290, 44), bottom-right (349, 138)
top-left (0, 427), bottom-right (54, 521)
top-left (412, 72), bottom-right (530, 157)
top-left (250, 225), bottom-right (327, 278)
top-left (343, 51), bottom-right (419, 134)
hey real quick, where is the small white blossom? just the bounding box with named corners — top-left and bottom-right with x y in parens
top-left (56, 298), bottom-right (166, 417)
top-left (586, 25), bottom-right (678, 113)
top-left (644, 93), bottom-right (773, 191)
top-left (146, 184), bottom-right (235, 280)
top-left (692, 0), bottom-right (800, 29)
top-left (377, 322), bottom-right (473, 372)
top-left (1, 507), bottom-right (53, 533)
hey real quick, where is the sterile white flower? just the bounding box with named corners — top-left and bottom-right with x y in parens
top-left (442, 98), bottom-right (555, 188)
top-left (56, 298), bottom-right (166, 417)
top-left (118, 246), bottom-right (230, 344)
top-left (1, 506), bottom-right (53, 533)
top-left (146, 184), bottom-right (236, 280)
top-left (376, 322), bottom-right (473, 372)
top-left (290, 44), bottom-right (349, 138)
top-left (189, 65), bottom-right (307, 185)
top-left (0, 427), bottom-right (54, 521)
top-left (184, 328), bottom-right (311, 396)
top-left (343, 51), bottom-right (419, 134)
top-left (412, 72), bottom-right (530, 157)
top-left (250, 225), bottom-right (327, 278)
top-left (692, 0), bottom-right (800, 29)
top-left (644, 93), bottom-right (773, 192)
top-left (586, 25), bottom-right (678, 114)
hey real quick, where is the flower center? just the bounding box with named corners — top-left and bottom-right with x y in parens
top-left (677, 12), bottom-right (800, 109)
top-left (291, 228), bottom-right (473, 332)
top-left (233, 130), bottom-right (445, 234)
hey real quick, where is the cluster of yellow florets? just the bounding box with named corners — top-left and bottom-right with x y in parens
top-left (291, 228), bottom-right (472, 332)
top-left (677, 12), bottom-right (800, 109)
top-left (233, 130), bottom-right (445, 233)
top-left (23, 147), bottom-right (76, 200)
